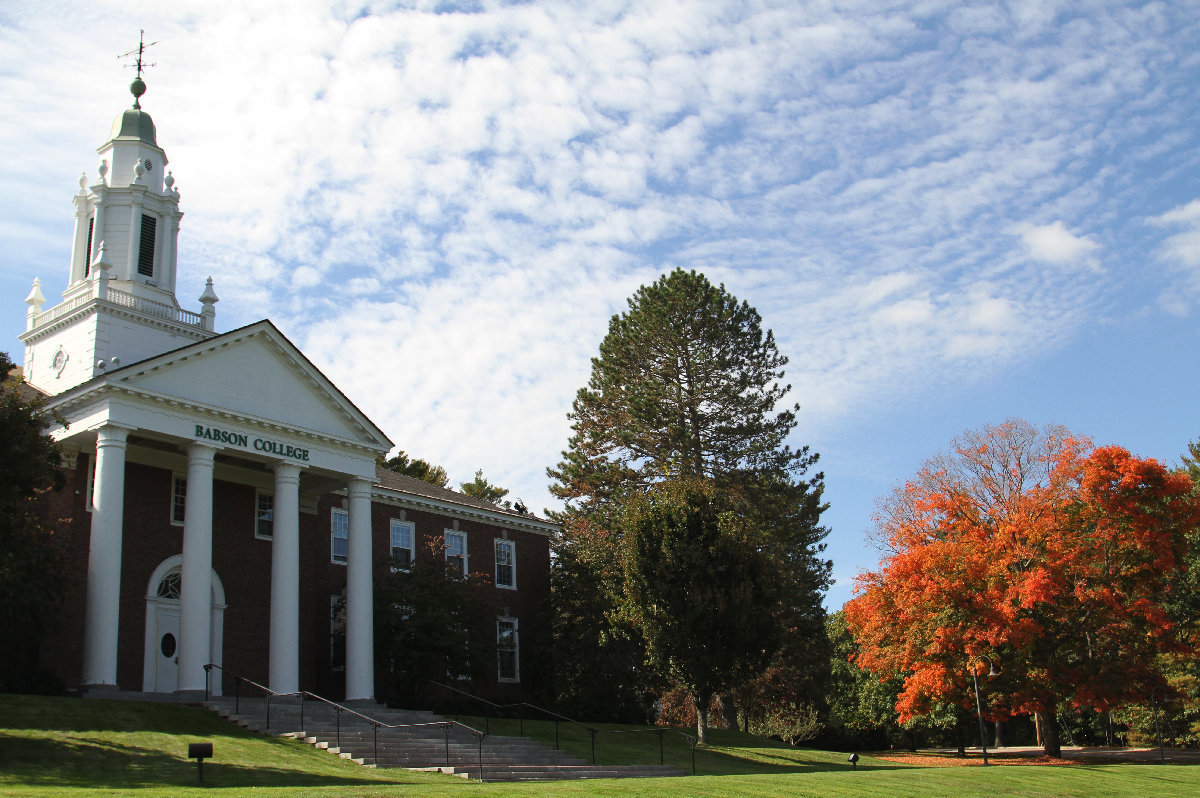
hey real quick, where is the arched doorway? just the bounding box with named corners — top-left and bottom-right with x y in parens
top-left (142, 555), bottom-right (226, 694)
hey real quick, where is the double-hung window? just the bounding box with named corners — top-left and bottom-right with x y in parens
top-left (171, 475), bottom-right (187, 526)
top-left (255, 492), bottom-right (274, 539)
top-left (444, 530), bottom-right (467, 577)
top-left (331, 508), bottom-right (349, 564)
top-left (494, 539), bottom-right (516, 589)
top-left (390, 519), bottom-right (414, 570)
top-left (497, 617), bottom-right (519, 682)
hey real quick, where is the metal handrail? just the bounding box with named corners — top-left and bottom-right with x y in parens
top-left (204, 665), bottom-right (489, 781)
top-left (424, 678), bottom-right (697, 774)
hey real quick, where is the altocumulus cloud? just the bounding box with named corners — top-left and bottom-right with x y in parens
top-left (1, 0), bottom-right (1199, 521)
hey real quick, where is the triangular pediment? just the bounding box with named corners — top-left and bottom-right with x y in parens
top-left (104, 321), bottom-right (391, 449)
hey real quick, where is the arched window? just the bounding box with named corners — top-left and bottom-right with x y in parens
top-left (156, 570), bottom-right (182, 600)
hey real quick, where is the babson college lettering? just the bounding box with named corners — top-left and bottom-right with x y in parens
top-left (194, 424), bottom-right (311, 462)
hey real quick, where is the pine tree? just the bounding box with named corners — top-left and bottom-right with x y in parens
top-left (547, 270), bottom-right (830, 725)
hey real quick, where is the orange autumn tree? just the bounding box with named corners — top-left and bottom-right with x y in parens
top-left (844, 420), bottom-right (1200, 757)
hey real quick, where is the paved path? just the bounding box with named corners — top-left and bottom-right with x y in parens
top-left (945, 745), bottom-right (1200, 763)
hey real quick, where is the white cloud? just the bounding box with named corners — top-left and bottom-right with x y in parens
top-left (3, 0), bottom-right (1200, 600)
top-left (1015, 221), bottom-right (1100, 266)
top-left (1152, 199), bottom-right (1200, 268)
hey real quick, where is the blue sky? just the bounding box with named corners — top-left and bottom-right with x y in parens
top-left (3, 1), bottom-right (1199, 609)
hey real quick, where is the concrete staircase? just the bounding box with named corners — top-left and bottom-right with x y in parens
top-left (205, 696), bottom-right (683, 782)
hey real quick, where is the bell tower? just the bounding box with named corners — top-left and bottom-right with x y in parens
top-left (20, 45), bottom-right (219, 395)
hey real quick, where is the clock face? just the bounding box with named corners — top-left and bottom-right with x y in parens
top-left (52, 348), bottom-right (68, 376)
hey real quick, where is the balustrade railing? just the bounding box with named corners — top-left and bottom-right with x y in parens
top-left (204, 665), bottom-right (489, 781)
top-left (425, 678), bottom-right (697, 774)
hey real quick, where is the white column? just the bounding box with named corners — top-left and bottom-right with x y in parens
top-left (82, 425), bottom-right (129, 687)
top-left (344, 477), bottom-right (374, 701)
top-left (269, 462), bottom-right (302, 694)
top-left (177, 443), bottom-right (217, 693)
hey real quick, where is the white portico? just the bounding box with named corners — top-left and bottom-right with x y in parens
top-left (22, 74), bottom-right (393, 700)
top-left (50, 322), bottom-right (393, 698)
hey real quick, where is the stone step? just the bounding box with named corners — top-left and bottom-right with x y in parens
top-left (203, 697), bottom-right (685, 781)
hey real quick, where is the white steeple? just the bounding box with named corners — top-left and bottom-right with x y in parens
top-left (19, 65), bottom-right (219, 395)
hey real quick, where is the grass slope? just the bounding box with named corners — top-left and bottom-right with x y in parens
top-left (0, 695), bottom-right (1195, 797)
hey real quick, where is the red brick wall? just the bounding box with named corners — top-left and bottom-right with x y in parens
top-left (37, 455), bottom-right (552, 704)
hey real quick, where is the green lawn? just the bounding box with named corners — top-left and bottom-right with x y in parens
top-left (1, 694), bottom-right (1196, 797)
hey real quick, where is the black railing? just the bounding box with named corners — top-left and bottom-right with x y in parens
top-left (425, 679), bottom-right (697, 774)
top-left (204, 665), bottom-right (489, 781)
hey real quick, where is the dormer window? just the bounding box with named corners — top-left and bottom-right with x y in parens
top-left (137, 214), bottom-right (157, 277)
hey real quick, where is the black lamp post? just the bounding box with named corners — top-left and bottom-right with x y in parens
top-left (969, 655), bottom-right (997, 766)
top-left (1151, 685), bottom-right (1167, 765)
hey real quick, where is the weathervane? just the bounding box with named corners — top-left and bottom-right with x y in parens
top-left (118, 30), bottom-right (158, 109)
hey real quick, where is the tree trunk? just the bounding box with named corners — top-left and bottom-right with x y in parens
top-left (715, 693), bottom-right (739, 730)
top-left (954, 717), bottom-right (966, 757)
top-left (1104, 711), bottom-right (1115, 747)
top-left (1034, 712), bottom-right (1042, 747)
top-left (1036, 708), bottom-right (1061, 758)
top-left (695, 692), bottom-right (710, 744)
top-left (906, 728), bottom-right (918, 752)
top-left (994, 719), bottom-right (1004, 749)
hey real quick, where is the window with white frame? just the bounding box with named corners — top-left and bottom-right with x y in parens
top-left (497, 617), bottom-right (519, 682)
top-left (331, 508), bottom-right (349, 564)
top-left (171, 475), bottom-right (187, 526)
top-left (444, 530), bottom-right (467, 577)
top-left (255, 492), bottom-right (274, 540)
top-left (390, 519), bottom-right (414, 570)
top-left (494, 539), bottom-right (516, 589)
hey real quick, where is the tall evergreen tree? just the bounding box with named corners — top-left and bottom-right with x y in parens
top-left (547, 269), bottom-right (830, 722)
top-left (460, 469), bottom-right (511, 508)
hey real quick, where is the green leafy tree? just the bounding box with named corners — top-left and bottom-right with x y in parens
top-left (619, 479), bottom-right (782, 742)
top-left (460, 469), bottom-right (512, 508)
top-left (0, 352), bottom-right (66, 692)
top-left (546, 269), bottom-right (830, 723)
top-left (550, 516), bottom-right (659, 722)
top-left (374, 539), bottom-right (495, 706)
top-left (379, 450), bottom-right (450, 488)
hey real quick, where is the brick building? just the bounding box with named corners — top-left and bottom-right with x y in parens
top-left (19, 75), bottom-right (556, 703)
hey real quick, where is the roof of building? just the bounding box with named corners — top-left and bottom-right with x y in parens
top-left (4, 365), bottom-right (48, 403)
top-left (373, 465), bottom-right (550, 525)
top-left (109, 108), bottom-right (158, 146)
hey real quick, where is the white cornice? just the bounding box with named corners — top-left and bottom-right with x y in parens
top-left (48, 382), bottom-right (388, 458)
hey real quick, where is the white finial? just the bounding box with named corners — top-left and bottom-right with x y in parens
top-left (133, 159), bottom-right (144, 183)
top-left (97, 159), bottom-right (109, 184)
top-left (79, 172), bottom-right (88, 194)
top-left (165, 170), bottom-right (175, 189)
top-left (25, 277), bottom-right (46, 309)
top-left (92, 241), bottom-right (113, 301)
top-left (199, 276), bottom-right (219, 332)
top-left (25, 277), bottom-right (46, 331)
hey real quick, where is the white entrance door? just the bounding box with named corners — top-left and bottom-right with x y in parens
top-left (154, 606), bottom-right (180, 693)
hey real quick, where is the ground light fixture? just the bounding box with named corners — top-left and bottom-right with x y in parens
top-left (969, 655), bottom-right (998, 766)
top-left (188, 742), bottom-right (213, 785)
top-left (848, 752), bottom-right (859, 770)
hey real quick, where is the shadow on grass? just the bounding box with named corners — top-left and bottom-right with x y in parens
top-left (0, 734), bottom-right (415, 789)
top-left (694, 744), bottom-right (914, 776)
top-left (0, 695), bottom-right (237, 735)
